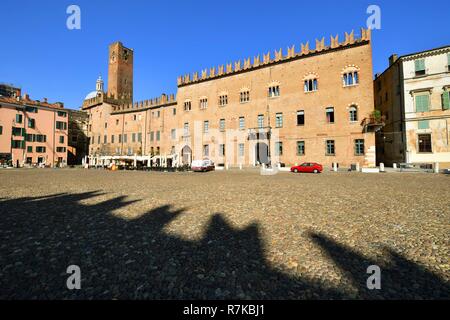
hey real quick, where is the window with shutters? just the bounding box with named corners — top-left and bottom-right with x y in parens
top-left (418, 120), bottom-right (429, 130)
top-left (203, 120), bottom-right (209, 133)
top-left (442, 89), bottom-right (450, 110)
top-left (415, 94), bottom-right (430, 112)
top-left (11, 140), bottom-right (25, 149)
top-left (414, 59), bottom-right (426, 76)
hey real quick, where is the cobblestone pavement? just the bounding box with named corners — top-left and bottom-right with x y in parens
top-left (0, 168), bottom-right (449, 299)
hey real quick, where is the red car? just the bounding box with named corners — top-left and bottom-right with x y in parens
top-left (290, 162), bottom-right (323, 174)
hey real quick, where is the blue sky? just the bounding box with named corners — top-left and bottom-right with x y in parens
top-left (0, 0), bottom-right (449, 109)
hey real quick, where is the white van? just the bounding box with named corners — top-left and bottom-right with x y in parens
top-left (191, 159), bottom-right (215, 172)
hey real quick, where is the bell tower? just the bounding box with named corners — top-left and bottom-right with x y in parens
top-left (107, 41), bottom-right (133, 102)
top-left (96, 75), bottom-right (104, 93)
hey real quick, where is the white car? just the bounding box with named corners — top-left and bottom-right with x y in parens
top-left (191, 159), bottom-right (215, 172)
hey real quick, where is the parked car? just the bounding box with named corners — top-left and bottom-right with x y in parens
top-left (191, 159), bottom-right (215, 172)
top-left (290, 162), bottom-right (323, 174)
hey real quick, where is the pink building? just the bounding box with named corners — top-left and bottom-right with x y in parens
top-left (0, 94), bottom-right (68, 167)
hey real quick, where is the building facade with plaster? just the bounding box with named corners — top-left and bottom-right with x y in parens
top-left (375, 46), bottom-right (450, 168)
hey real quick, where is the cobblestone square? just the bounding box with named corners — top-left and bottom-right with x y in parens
top-left (0, 169), bottom-right (448, 299)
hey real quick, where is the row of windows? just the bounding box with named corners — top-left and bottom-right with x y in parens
top-left (91, 107), bottom-right (360, 145)
top-left (24, 146), bottom-right (62, 153)
top-left (185, 107), bottom-right (359, 133)
top-left (26, 134), bottom-right (47, 142)
top-left (200, 139), bottom-right (365, 157)
top-left (183, 76), bottom-right (359, 111)
top-left (415, 90), bottom-right (450, 112)
top-left (94, 132), bottom-right (147, 144)
top-left (274, 139), bottom-right (364, 156)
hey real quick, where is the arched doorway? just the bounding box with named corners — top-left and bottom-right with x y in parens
top-left (181, 145), bottom-right (192, 165)
top-left (255, 142), bottom-right (269, 165)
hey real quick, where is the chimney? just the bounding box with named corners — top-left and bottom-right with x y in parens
top-left (23, 93), bottom-right (30, 100)
top-left (43, 98), bottom-right (48, 103)
top-left (389, 54), bottom-right (398, 66)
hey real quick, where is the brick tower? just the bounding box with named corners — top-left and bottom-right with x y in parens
top-left (107, 41), bottom-right (133, 102)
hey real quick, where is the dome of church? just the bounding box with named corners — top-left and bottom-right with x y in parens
top-left (84, 91), bottom-right (98, 100)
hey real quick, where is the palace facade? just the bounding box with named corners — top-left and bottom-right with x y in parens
top-left (83, 28), bottom-right (378, 168)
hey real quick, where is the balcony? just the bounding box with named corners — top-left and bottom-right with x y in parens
top-left (361, 111), bottom-right (385, 133)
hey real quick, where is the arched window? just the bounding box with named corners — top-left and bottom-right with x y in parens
top-left (342, 66), bottom-right (360, 87)
top-left (349, 105), bottom-right (358, 122)
top-left (267, 81), bottom-right (281, 98)
top-left (303, 73), bottom-right (318, 92)
top-left (240, 87), bottom-right (250, 103)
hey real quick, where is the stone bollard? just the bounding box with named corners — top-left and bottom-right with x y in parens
top-left (380, 163), bottom-right (385, 172)
top-left (262, 163), bottom-right (266, 170)
top-left (393, 163), bottom-right (397, 169)
top-left (239, 163), bottom-right (242, 170)
top-left (356, 163), bottom-right (360, 172)
top-left (225, 163), bottom-right (229, 170)
top-left (434, 162), bottom-right (439, 173)
top-left (333, 162), bottom-right (338, 172)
